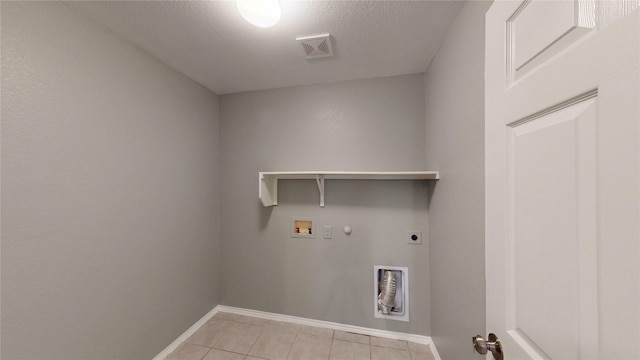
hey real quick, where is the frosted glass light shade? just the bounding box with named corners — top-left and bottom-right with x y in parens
top-left (237, 0), bottom-right (281, 28)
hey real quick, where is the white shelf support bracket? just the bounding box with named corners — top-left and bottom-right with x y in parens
top-left (259, 173), bottom-right (278, 207)
top-left (315, 174), bottom-right (325, 208)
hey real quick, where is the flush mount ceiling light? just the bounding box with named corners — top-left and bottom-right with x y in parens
top-left (237, 0), bottom-right (281, 28)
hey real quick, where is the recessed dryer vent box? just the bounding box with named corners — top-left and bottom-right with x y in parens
top-left (374, 265), bottom-right (409, 322)
top-left (291, 217), bottom-right (315, 238)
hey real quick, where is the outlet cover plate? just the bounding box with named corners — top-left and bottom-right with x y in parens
top-left (323, 225), bottom-right (332, 239)
top-left (407, 230), bottom-right (422, 244)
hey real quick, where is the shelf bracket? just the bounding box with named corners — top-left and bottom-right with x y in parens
top-left (315, 174), bottom-right (325, 208)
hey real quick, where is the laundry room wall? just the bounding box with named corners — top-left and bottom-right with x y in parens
top-left (219, 74), bottom-right (432, 335)
top-left (1, 2), bottom-right (221, 359)
top-left (424, 1), bottom-right (492, 358)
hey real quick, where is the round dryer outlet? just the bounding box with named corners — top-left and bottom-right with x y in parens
top-left (407, 230), bottom-right (422, 244)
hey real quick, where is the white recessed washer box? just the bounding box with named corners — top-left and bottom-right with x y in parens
top-left (290, 217), bottom-right (315, 238)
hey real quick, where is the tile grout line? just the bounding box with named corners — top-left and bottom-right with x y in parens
top-left (213, 320), bottom-right (255, 358)
top-left (328, 337), bottom-right (335, 360)
top-left (244, 322), bottom-right (265, 359)
top-left (208, 320), bottom-right (230, 354)
top-left (283, 331), bottom-right (298, 360)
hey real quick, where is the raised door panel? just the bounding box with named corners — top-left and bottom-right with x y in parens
top-left (506, 96), bottom-right (597, 359)
top-left (507, 0), bottom-right (595, 84)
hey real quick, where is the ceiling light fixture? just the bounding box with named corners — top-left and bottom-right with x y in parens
top-left (237, 0), bottom-right (281, 28)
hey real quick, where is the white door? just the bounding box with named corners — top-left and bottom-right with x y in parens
top-left (485, 0), bottom-right (639, 359)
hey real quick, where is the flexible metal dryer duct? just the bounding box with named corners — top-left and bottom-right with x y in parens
top-left (377, 270), bottom-right (397, 314)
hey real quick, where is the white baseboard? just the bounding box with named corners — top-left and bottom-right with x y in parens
top-left (154, 305), bottom-right (441, 360)
top-left (152, 307), bottom-right (219, 360)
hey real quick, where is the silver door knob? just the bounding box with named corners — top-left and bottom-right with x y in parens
top-left (473, 333), bottom-right (503, 360)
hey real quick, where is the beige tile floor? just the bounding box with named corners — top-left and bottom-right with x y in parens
top-left (165, 312), bottom-right (436, 360)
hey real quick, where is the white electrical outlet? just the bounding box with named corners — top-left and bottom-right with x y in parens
top-left (323, 225), bottom-right (332, 239)
top-left (407, 230), bottom-right (422, 244)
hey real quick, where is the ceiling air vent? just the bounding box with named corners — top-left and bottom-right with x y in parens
top-left (296, 34), bottom-right (333, 59)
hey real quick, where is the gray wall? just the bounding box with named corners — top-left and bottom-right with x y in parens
top-left (424, 1), bottom-right (491, 359)
top-left (219, 74), bottom-right (432, 335)
top-left (1, 2), bottom-right (220, 359)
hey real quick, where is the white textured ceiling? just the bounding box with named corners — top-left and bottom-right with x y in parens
top-left (67, 1), bottom-right (465, 95)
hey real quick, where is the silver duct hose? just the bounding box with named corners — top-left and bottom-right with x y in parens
top-left (377, 270), bottom-right (397, 314)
